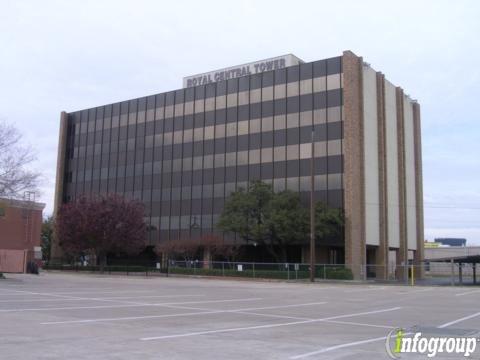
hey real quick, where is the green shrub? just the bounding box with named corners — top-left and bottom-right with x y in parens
top-left (315, 266), bottom-right (354, 280)
top-left (168, 266), bottom-right (353, 280)
top-left (42, 263), bottom-right (353, 280)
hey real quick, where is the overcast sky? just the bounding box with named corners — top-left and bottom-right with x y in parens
top-left (1, 0), bottom-right (479, 244)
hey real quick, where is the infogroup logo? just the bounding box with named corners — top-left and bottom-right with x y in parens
top-left (385, 328), bottom-right (479, 358)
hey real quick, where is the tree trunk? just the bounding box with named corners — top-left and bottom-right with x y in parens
top-left (98, 254), bottom-right (107, 272)
top-left (264, 241), bottom-right (281, 263)
top-left (279, 245), bottom-right (288, 263)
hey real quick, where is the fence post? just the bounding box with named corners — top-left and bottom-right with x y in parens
top-left (253, 262), bottom-right (255, 278)
top-left (222, 262), bottom-right (225, 277)
top-left (411, 264), bottom-right (414, 286)
top-left (287, 263), bottom-right (290, 280)
top-left (459, 263), bottom-right (463, 285)
top-left (450, 259), bottom-right (455, 286)
top-left (323, 264), bottom-right (326, 280)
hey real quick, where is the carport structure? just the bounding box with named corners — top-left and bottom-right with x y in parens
top-left (424, 246), bottom-right (480, 285)
top-left (428, 255), bottom-right (480, 285)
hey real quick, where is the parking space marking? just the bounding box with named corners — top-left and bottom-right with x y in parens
top-left (290, 335), bottom-right (389, 359)
top-left (344, 286), bottom-right (386, 293)
top-left (438, 311), bottom-right (480, 328)
top-left (229, 302), bottom-right (327, 312)
top-left (455, 290), bottom-right (480, 297)
top-left (41, 302), bottom-right (327, 325)
top-left (0, 289), bottom-right (158, 296)
top-left (395, 288), bottom-right (434, 295)
top-left (321, 319), bottom-right (394, 329)
top-left (0, 297), bottom-right (263, 312)
top-left (0, 294), bottom-right (205, 303)
top-left (0, 290), bottom-right (151, 306)
top-left (290, 309), bottom-right (480, 358)
top-left (140, 307), bottom-right (401, 341)
top-left (42, 309), bottom-right (230, 325)
top-left (236, 311), bottom-right (312, 321)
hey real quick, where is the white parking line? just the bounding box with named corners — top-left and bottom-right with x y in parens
top-left (395, 288), bottom-right (434, 295)
top-left (344, 286), bottom-right (386, 293)
top-left (0, 294), bottom-right (205, 303)
top-left (455, 290), bottom-right (480, 297)
top-left (290, 335), bottom-right (389, 359)
top-left (438, 311), bottom-right (480, 328)
top-left (0, 297), bottom-right (263, 313)
top-left (0, 289), bottom-right (157, 296)
top-left (0, 289), bottom-right (149, 306)
top-left (140, 307), bottom-right (401, 341)
top-left (321, 319), bottom-right (394, 330)
top-left (290, 309), bottom-right (480, 358)
top-left (229, 302), bottom-right (327, 312)
top-left (236, 311), bottom-right (311, 321)
top-left (41, 302), bottom-right (327, 325)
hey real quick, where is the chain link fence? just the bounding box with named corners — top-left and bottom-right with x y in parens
top-left (362, 261), bottom-right (479, 286)
top-left (43, 260), bottom-right (478, 285)
top-left (43, 261), bottom-right (353, 281)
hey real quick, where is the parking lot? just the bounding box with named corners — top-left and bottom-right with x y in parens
top-left (0, 272), bottom-right (479, 359)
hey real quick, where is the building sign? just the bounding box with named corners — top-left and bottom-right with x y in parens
top-left (183, 54), bottom-right (303, 88)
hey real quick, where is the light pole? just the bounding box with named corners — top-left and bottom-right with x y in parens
top-left (310, 129), bottom-right (316, 282)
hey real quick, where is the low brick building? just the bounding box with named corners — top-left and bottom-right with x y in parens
top-left (0, 197), bottom-right (45, 273)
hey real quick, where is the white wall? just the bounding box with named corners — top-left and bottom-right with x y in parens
top-left (362, 66), bottom-right (380, 246)
top-left (385, 81), bottom-right (400, 249)
top-left (403, 96), bottom-right (417, 250)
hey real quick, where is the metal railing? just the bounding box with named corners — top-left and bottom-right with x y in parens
top-left (362, 262), bottom-right (479, 286)
top-left (43, 261), bottom-right (354, 281)
top-left (166, 260), bottom-right (353, 280)
top-left (43, 261), bottom-right (478, 285)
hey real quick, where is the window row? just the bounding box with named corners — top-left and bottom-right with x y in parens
top-left (68, 59), bottom-right (342, 132)
top-left (71, 118), bottom-right (342, 162)
top-left (66, 155), bottom-right (344, 199)
top-left (70, 139), bottom-right (342, 181)
top-left (70, 95), bottom-right (342, 155)
top-left (74, 106), bottom-right (341, 152)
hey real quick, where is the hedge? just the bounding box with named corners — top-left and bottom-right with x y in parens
top-left (169, 266), bottom-right (353, 280)
top-left (42, 263), bottom-right (353, 280)
top-left (43, 264), bottom-right (156, 273)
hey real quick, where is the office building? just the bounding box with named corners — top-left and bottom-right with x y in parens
top-left (53, 51), bottom-right (424, 278)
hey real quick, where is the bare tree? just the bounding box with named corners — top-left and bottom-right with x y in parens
top-left (0, 120), bottom-right (40, 198)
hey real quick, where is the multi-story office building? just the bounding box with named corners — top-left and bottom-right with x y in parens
top-left (53, 51), bottom-right (424, 278)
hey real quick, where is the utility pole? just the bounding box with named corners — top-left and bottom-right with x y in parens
top-left (310, 130), bottom-right (315, 282)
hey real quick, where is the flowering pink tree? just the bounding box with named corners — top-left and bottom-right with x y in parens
top-left (55, 194), bottom-right (146, 268)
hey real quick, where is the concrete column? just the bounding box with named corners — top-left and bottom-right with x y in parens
top-left (203, 248), bottom-right (211, 269)
top-left (342, 51), bottom-right (366, 280)
top-left (412, 102), bottom-right (425, 278)
top-left (396, 88), bottom-right (408, 282)
top-left (51, 111), bottom-right (69, 261)
top-left (473, 263), bottom-right (477, 284)
top-left (161, 252), bottom-right (168, 269)
top-left (395, 249), bottom-right (406, 282)
top-left (450, 259), bottom-right (455, 286)
top-left (459, 263), bottom-right (463, 285)
top-left (376, 72), bottom-right (389, 280)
